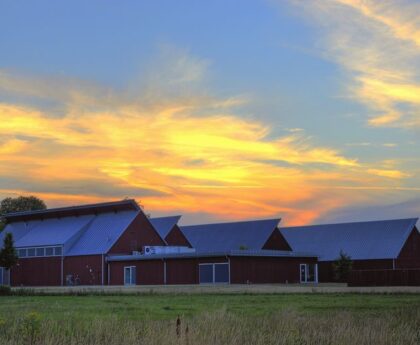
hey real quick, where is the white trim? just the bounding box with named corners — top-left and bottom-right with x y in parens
top-left (124, 266), bottom-right (136, 285)
top-left (199, 262), bottom-right (229, 284)
top-left (17, 246), bottom-right (63, 258)
top-left (300, 263), bottom-right (318, 284)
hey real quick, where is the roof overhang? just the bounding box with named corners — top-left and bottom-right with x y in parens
top-left (106, 249), bottom-right (318, 262)
top-left (3, 199), bottom-right (140, 223)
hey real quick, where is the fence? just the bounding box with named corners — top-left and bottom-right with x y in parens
top-left (349, 268), bottom-right (420, 286)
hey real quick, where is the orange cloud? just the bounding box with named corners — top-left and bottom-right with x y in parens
top-left (0, 55), bottom-right (413, 225)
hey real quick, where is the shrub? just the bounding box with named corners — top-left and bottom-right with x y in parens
top-left (0, 285), bottom-right (11, 296)
top-left (22, 311), bottom-right (42, 345)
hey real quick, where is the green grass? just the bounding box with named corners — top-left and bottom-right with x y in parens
top-left (1, 294), bottom-right (419, 344)
top-left (0, 293), bottom-right (419, 320)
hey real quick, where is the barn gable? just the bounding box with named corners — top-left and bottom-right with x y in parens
top-left (262, 228), bottom-right (292, 251)
top-left (280, 218), bottom-right (419, 261)
top-left (149, 216), bottom-right (192, 247)
top-left (180, 218), bottom-right (281, 253)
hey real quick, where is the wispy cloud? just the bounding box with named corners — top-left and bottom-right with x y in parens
top-left (0, 47), bottom-right (413, 225)
top-left (288, 0), bottom-right (420, 127)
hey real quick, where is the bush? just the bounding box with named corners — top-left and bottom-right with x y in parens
top-left (0, 285), bottom-right (11, 296)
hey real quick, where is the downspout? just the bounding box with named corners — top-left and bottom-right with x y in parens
top-left (61, 254), bottom-right (64, 286)
top-left (101, 254), bottom-right (104, 285)
top-left (227, 255), bottom-right (231, 285)
top-left (107, 258), bottom-right (111, 285)
top-left (163, 259), bottom-right (167, 285)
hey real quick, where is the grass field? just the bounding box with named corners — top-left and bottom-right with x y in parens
top-left (1, 293), bottom-right (419, 344)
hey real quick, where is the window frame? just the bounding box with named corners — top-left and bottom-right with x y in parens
top-left (300, 263), bottom-right (318, 284)
top-left (124, 266), bottom-right (136, 285)
top-left (199, 262), bottom-right (230, 284)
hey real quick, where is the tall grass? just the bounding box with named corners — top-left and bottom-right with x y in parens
top-left (0, 307), bottom-right (419, 345)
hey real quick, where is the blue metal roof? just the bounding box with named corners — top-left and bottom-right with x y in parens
top-left (181, 218), bottom-right (281, 252)
top-left (65, 210), bottom-right (139, 256)
top-left (280, 218), bottom-right (419, 261)
top-left (150, 216), bottom-right (182, 239)
top-left (1, 209), bottom-right (139, 255)
top-left (16, 215), bottom-right (94, 248)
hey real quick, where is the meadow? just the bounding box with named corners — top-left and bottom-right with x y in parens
top-left (0, 293), bottom-right (419, 345)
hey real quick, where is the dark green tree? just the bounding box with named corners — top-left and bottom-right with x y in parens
top-left (0, 233), bottom-right (18, 270)
top-left (0, 196), bottom-right (46, 215)
top-left (0, 196), bottom-right (46, 232)
top-left (333, 250), bottom-right (353, 282)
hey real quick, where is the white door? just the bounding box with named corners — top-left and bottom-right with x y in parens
top-left (300, 264), bottom-right (318, 283)
top-left (124, 266), bottom-right (136, 285)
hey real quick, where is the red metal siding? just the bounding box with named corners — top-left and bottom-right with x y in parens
top-left (230, 257), bottom-right (317, 284)
top-left (11, 257), bottom-right (61, 286)
top-left (108, 212), bottom-right (165, 255)
top-left (63, 255), bottom-right (104, 285)
top-left (396, 227), bottom-right (420, 268)
top-left (165, 225), bottom-right (192, 247)
top-left (318, 259), bottom-right (394, 282)
top-left (349, 268), bottom-right (420, 286)
top-left (262, 229), bottom-right (292, 251)
top-left (109, 260), bottom-right (164, 285)
top-left (166, 259), bottom-right (198, 284)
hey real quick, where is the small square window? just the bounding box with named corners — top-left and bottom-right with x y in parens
top-left (27, 248), bottom-right (35, 257)
top-left (54, 247), bottom-right (62, 256)
top-left (36, 248), bottom-right (45, 257)
top-left (45, 247), bottom-right (54, 256)
top-left (18, 249), bottom-right (27, 258)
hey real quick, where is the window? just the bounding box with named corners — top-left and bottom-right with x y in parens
top-left (16, 246), bottom-right (63, 258)
top-left (124, 266), bottom-right (136, 285)
top-left (214, 263), bottom-right (229, 283)
top-left (199, 263), bottom-right (229, 284)
top-left (199, 264), bottom-right (213, 284)
top-left (300, 263), bottom-right (318, 283)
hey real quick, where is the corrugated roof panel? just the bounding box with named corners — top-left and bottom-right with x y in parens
top-left (150, 216), bottom-right (181, 239)
top-left (280, 218), bottom-right (418, 261)
top-left (1, 220), bottom-right (41, 244)
top-left (65, 210), bottom-right (139, 256)
top-left (181, 218), bottom-right (281, 252)
top-left (14, 215), bottom-right (94, 247)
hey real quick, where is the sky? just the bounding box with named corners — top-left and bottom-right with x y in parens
top-left (0, 0), bottom-right (419, 225)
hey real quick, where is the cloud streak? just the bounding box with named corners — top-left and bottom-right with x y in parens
top-left (289, 0), bottom-right (420, 127)
top-left (0, 47), bottom-right (414, 225)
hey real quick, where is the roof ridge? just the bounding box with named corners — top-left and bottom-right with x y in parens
top-left (281, 217), bottom-right (419, 230)
top-left (181, 217), bottom-right (281, 228)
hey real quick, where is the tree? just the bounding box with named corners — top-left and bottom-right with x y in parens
top-left (0, 196), bottom-right (46, 215)
top-left (0, 196), bottom-right (47, 232)
top-left (333, 250), bottom-right (353, 282)
top-left (0, 233), bottom-right (18, 270)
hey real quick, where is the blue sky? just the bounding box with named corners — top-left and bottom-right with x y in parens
top-left (0, 0), bottom-right (419, 225)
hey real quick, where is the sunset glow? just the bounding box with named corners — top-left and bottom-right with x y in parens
top-left (0, 1), bottom-right (419, 225)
